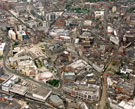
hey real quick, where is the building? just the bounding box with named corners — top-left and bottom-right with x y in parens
top-left (49, 28), bottom-right (70, 37)
top-left (46, 13), bottom-right (56, 21)
top-left (49, 95), bottom-right (64, 108)
top-left (63, 72), bottom-right (75, 82)
top-left (58, 36), bottom-right (71, 41)
top-left (9, 56), bottom-right (31, 64)
top-left (107, 73), bottom-right (135, 102)
top-left (18, 60), bottom-right (37, 77)
top-left (17, 32), bottom-right (23, 41)
top-left (95, 11), bottom-right (104, 18)
top-left (7, 0), bottom-right (17, 2)
top-left (10, 84), bottom-right (28, 95)
top-left (2, 80), bottom-right (12, 92)
top-left (79, 102), bottom-right (89, 109)
top-left (68, 59), bottom-right (90, 73)
top-left (116, 80), bottom-right (135, 97)
top-left (27, 44), bottom-right (45, 58)
top-left (8, 30), bottom-right (16, 40)
top-left (107, 26), bottom-right (113, 34)
top-left (118, 99), bottom-right (135, 109)
top-left (92, 63), bottom-right (104, 72)
top-left (14, 49), bottom-right (26, 58)
top-left (56, 18), bottom-right (66, 27)
top-left (83, 20), bottom-right (92, 26)
top-left (110, 36), bottom-right (119, 45)
top-left (0, 43), bottom-right (6, 56)
top-left (1, 75), bottom-right (19, 92)
top-left (16, 31), bottom-right (27, 41)
top-left (112, 6), bottom-right (117, 13)
top-left (30, 88), bottom-right (52, 101)
top-left (27, 20), bottom-right (37, 28)
top-left (49, 44), bottom-right (64, 54)
top-left (38, 72), bottom-right (53, 81)
top-left (63, 85), bottom-right (99, 101)
top-left (120, 68), bottom-right (133, 74)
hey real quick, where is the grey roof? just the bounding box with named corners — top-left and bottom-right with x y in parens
top-left (50, 95), bottom-right (63, 105)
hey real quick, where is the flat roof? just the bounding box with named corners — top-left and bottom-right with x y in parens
top-left (10, 75), bottom-right (18, 81)
top-left (64, 72), bottom-right (75, 76)
top-left (3, 80), bottom-right (12, 87)
top-left (9, 56), bottom-right (31, 62)
top-left (0, 43), bottom-right (6, 51)
top-left (50, 95), bottom-right (63, 104)
top-left (10, 84), bottom-right (28, 95)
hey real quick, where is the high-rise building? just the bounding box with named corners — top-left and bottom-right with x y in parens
top-left (8, 29), bottom-right (16, 40)
top-left (0, 43), bottom-right (6, 56)
top-left (46, 13), bottom-right (56, 21)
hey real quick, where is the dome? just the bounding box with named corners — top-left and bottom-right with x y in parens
top-left (38, 72), bottom-right (53, 80)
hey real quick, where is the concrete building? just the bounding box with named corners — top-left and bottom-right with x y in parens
top-left (63, 85), bottom-right (99, 101)
top-left (7, 0), bottom-right (17, 2)
top-left (32, 89), bottom-right (52, 101)
top-left (116, 80), bottom-right (135, 97)
top-left (58, 36), bottom-right (71, 41)
top-left (1, 75), bottom-right (18, 92)
top-left (110, 36), bottom-right (119, 45)
top-left (92, 63), bottom-right (104, 72)
top-left (8, 30), bottom-right (16, 40)
top-left (83, 20), bottom-right (92, 26)
top-left (107, 26), bottom-right (113, 34)
top-left (95, 11), bottom-right (104, 18)
top-left (18, 60), bottom-right (37, 77)
top-left (27, 20), bottom-right (38, 28)
top-left (49, 28), bottom-right (70, 37)
top-left (118, 99), bottom-right (135, 109)
top-left (9, 56), bottom-right (31, 63)
top-left (14, 49), bottom-right (26, 58)
top-left (46, 13), bottom-right (56, 21)
top-left (10, 84), bottom-right (28, 95)
top-left (120, 68), bottom-right (133, 74)
top-left (63, 72), bottom-right (76, 82)
top-left (69, 60), bottom-right (90, 72)
top-left (2, 80), bottom-right (13, 92)
top-left (49, 95), bottom-right (64, 108)
top-left (56, 18), bottom-right (66, 27)
top-left (16, 31), bottom-right (27, 41)
top-left (0, 43), bottom-right (6, 56)
top-left (112, 6), bottom-right (117, 13)
top-left (79, 102), bottom-right (89, 109)
top-left (38, 72), bottom-right (53, 81)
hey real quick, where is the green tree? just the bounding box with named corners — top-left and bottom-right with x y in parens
top-left (46, 79), bottom-right (59, 87)
top-left (112, 62), bottom-right (116, 66)
top-left (0, 56), bottom-right (3, 60)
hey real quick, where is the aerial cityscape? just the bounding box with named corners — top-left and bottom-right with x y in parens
top-left (0, 0), bottom-right (135, 109)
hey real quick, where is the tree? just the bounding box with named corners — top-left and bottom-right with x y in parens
top-left (130, 7), bottom-right (135, 12)
top-left (120, 62), bottom-right (124, 67)
top-left (26, 102), bottom-right (30, 105)
top-left (46, 79), bottom-right (59, 87)
top-left (115, 70), bottom-right (121, 75)
top-left (0, 56), bottom-right (3, 60)
top-left (112, 62), bottom-right (116, 66)
top-left (122, 75), bottom-right (129, 79)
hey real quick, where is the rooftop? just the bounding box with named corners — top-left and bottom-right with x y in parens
top-left (50, 95), bottom-right (63, 105)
